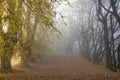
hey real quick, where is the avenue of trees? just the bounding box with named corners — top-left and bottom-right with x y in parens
top-left (0, 0), bottom-right (64, 71)
top-left (53, 0), bottom-right (120, 72)
top-left (0, 0), bottom-right (120, 73)
top-left (76, 0), bottom-right (120, 72)
top-left (59, 0), bottom-right (120, 72)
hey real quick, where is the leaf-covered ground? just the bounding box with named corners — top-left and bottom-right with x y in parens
top-left (0, 53), bottom-right (120, 80)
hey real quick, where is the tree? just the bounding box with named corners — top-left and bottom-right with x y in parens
top-left (99, 0), bottom-right (120, 25)
top-left (0, 0), bottom-right (22, 70)
top-left (94, 0), bottom-right (115, 71)
top-left (0, 0), bottom-right (64, 71)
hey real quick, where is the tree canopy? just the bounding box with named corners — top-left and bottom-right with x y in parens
top-left (0, 0), bottom-right (65, 70)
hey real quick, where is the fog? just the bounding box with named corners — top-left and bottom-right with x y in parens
top-left (50, 0), bottom-right (82, 53)
top-left (49, 0), bottom-right (120, 73)
top-left (1, 0), bottom-right (120, 79)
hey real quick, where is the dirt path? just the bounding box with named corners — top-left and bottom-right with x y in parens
top-left (0, 53), bottom-right (120, 80)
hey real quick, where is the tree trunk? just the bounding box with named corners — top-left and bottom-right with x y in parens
top-left (26, 45), bottom-right (36, 63)
top-left (1, 57), bottom-right (12, 70)
top-left (1, 32), bottom-right (17, 70)
top-left (20, 56), bottom-right (30, 68)
top-left (110, 15), bottom-right (117, 72)
top-left (25, 15), bottom-right (38, 63)
top-left (117, 44), bottom-right (120, 72)
top-left (66, 37), bottom-right (74, 53)
top-left (103, 20), bottom-right (113, 71)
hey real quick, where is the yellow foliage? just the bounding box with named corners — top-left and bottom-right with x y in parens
top-left (0, 0), bottom-right (67, 60)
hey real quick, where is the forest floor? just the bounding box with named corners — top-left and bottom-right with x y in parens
top-left (0, 53), bottom-right (120, 80)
